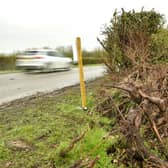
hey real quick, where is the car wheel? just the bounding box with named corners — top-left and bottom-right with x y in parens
top-left (45, 63), bottom-right (52, 72)
top-left (65, 65), bottom-right (72, 71)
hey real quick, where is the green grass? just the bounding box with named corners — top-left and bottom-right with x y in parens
top-left (0, 80), bottom-right (118, 168)
top-left (0, 70), bottom-right (20, 74)
top-left (0, 55), bottom-right (16, 71)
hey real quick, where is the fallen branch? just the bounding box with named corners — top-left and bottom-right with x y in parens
top-left (60, 131), bottom-right (86, 157)
top-left (121, 120), bottom-right (168, 168)
top-left (139, 89), bottom-right (166, 112)
top-left (86, 156), bottom-right (100, 168)
top-left (69, 159), bottom-right (83, 168)
top-left (107, 83), bottom-right (167, 112)
top-left (145, 111), bottom-right (163, 144)
top-left (105, 83), bottom-right (142, 103)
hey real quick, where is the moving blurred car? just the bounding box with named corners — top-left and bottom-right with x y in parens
top-left (16, 49), bottom-right (72, 72)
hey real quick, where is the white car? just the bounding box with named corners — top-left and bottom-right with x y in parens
top-left (16, 49), bottom-right (72, 72)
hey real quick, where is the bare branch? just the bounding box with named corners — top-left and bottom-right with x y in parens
top-left (60, 131), bottom-right (86, 157)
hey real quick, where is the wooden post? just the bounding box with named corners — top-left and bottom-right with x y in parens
top-left (76, 37), bottom-right (87, 110)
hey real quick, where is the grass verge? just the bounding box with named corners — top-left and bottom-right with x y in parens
top-left (0, 70), bottom-right (20, 74)
top-left (0, 78), bottom-right (118, 168)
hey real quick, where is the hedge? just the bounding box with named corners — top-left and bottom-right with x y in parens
top-left (0, 55), bottom-right (16, 71)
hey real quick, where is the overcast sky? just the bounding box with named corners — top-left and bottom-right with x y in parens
top-left (0, 0), bottom-right (168, 53)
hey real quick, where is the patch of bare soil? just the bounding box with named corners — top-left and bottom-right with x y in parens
top-left (5, 139), bottom-right (34, 151)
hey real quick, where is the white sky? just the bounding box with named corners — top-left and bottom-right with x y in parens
top-left (0, 0), bottom-right (168, 53)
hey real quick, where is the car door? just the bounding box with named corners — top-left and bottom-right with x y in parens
top-left (48, 51), bottom-right (67, 69)
top-left (54, 52), bottom-right (70, 69)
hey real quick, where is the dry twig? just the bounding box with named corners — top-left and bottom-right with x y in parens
top-left (60, 131), bottom-right (86, 157)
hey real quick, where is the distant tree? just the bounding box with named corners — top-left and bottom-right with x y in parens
top-left (56, 46), bottom-right (73, 58)
top-left (42, 46), bottom-right (51, 49)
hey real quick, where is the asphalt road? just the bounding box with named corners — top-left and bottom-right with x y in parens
top-left (0, 66), bottom-right (106, 105)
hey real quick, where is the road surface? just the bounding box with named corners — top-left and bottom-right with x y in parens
top-left (0, 66), bottom-right (106, 105)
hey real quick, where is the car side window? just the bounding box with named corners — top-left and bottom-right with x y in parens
top-left (47, 51), bottom-right (56, 56)
top-left (47, 51), bottom-right (66, 57)
top-left (37, 51), bottom-right (47, 55)
top-left (55, 53), bottom-right (65, 57)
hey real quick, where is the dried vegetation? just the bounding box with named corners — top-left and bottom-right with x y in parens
top-left (97, 9), bottom-right (168, 167)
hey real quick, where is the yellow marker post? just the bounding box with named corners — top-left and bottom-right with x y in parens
top-left (76, 37), bottom-right (87, 110)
